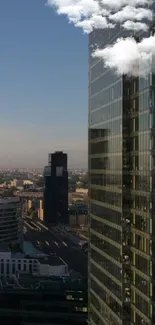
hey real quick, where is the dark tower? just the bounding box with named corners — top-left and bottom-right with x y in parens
top-left (44, 151), bottom-right (68, 225)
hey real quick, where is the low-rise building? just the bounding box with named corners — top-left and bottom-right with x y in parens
top-left (0, 251), bottom-right (68, 277)
top-left (0, 182), bottom-right (7, 188)
top-left (10, 179), bottom-right (33, 190)
top-left (38, 256), bottom-right (68, 276)
top-left (76, 188), bottom-right (88, 194)
top-left (69, 203), bottom-right (88, 227)
top-left (69, 214), bottom-right (88, 227)
top-left (10, 179), bottom-right (24, 190)
top-left (23, 180), bottom-right (33, 186)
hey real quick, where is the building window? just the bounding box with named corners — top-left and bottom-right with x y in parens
top-left (6, 263), bottom-right (10, 275)
top-left (56, 166), bottom-right (63, 177)
top-left (1, 263), bottom-right (4, 274)
top-left (12, 264), bottom-right (16, 274)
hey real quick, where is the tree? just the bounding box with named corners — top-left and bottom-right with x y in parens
top-left (69, 175), bottom-right (79, 185)
top-left (69, 183), bottom-right (76, 192)
top-left (79, 173), bottom-right (88, 189)
top-left (31, 210), bottom-right (38, 219)
top-left (76, 182), bottom-right (83, 189)
top-left (28, 207), bottom-right (34, 216)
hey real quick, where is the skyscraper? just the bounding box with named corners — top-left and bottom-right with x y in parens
top-left (44, 151), bottom-right (68, 225)
top-left (88, 21), bottom-right (155, 325)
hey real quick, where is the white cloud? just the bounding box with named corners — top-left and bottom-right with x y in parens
top-left (100, 0), bottom-right (153, 9)
top-left (76, 15), bottom-right (115, 33)
top-left (109, 6), bottom-right (152, 23)
top-left (46, 0), bottom-right (154, 77)
top-left (93, 35), bottom-right (155, 77)
top-left (46, 0), bottom-right (153, 32)
top-left (122, 20), bottom-right (149, 31)
top-left (47, 0), bottom-right (100, 23)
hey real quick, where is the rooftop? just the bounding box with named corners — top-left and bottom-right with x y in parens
top-left (0, 247), bottom-right (10, 252)
top-left (0, 197), bottom-right (20, 204)
top-left (0, 251), bottom-right (67, 267)
top-left (39, 256), bottom-right (66, 266)
top-left (11, 252), bottom-right (25, 259)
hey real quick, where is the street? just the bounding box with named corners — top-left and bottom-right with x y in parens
top-left (24, 217), bottom-right (88, 277)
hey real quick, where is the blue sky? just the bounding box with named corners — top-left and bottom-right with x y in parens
top-left (0, 0), bottom-right (88, 168)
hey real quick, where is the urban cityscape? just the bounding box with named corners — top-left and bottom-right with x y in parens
top-left (0, 1), bottom-right (155, 325)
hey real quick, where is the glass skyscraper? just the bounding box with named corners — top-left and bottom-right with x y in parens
top-left (88, 15), bottom-right (155, 325)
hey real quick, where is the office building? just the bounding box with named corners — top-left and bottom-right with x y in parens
top-left (0, 250), bottom-right (68, 277)
top-left (88, 18), bottom-right (155, 325)
top-left (44, 151), bottom-right (68, 225)
top-left (0, 197), bottom-right (22, 250)
top-left (69, 203), bottom-right (88, 227)
top-left (0, 275), bottom-right (87, 325)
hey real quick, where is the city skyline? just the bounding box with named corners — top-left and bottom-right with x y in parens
top-left (0, 0), bottom-right (88, 168)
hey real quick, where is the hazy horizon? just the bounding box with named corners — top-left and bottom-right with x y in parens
top-left (0, 123), bottom-right (88, 169)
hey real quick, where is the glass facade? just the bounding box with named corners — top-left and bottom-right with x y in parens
top-left (88, 16), bottom-right (155, 325)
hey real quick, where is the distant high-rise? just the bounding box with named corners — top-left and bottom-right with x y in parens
top-left (44, 151), bottom-right (68, 225)
top-left (0, 198), bottom-right (22, 250)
